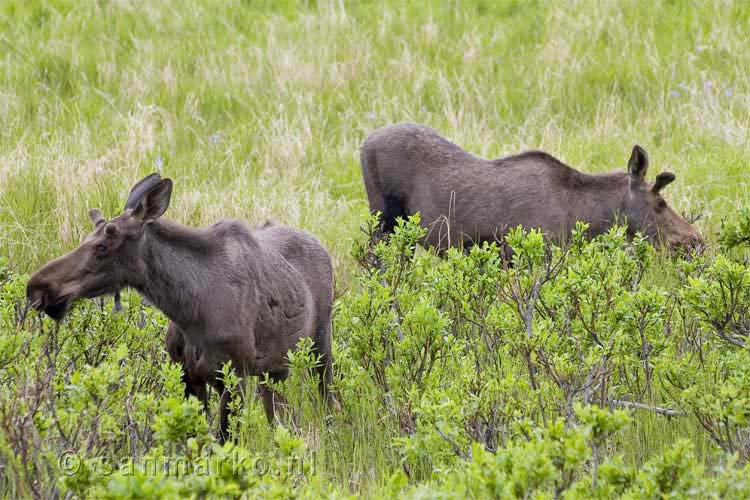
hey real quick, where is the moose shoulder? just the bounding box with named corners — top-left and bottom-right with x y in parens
top-left (360, 123), bottom-right (702, 251)
top-left (26, 174), bottom-right (338, 442)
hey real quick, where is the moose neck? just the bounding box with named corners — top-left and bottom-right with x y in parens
top-left (130, 219), bottom-right (220, 326)
top-left (569, 172), bottom-right (630, 236)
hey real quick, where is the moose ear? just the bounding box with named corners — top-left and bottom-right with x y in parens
top-left (652, 172), bottom-right (676, 193)
top-left (125, 173), bottom-right (162, 211)
top-left (628, 145), bottom-right (649, 188)
top-left (133, 179), bottom-right (173, 223)
top-left (89, 209), bottom-right (105, 228)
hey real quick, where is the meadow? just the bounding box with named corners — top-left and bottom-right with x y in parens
top-left (1, 0), bottom-right (750, 498)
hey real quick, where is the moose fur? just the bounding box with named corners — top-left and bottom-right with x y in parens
top-left (361, 123), bottom-right (702, 250)
top-left (27, 174), bottom-right (337, 442)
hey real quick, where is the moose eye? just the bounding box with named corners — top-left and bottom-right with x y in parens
top-left (96, 244), bottom-right (108, 256)
top-left (657, 200), bottom-right (667, 210)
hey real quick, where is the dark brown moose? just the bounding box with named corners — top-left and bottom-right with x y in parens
top-left (361, 123), bottom-right (702, 251)
top-left (26, 174), bottom-right (338, 441)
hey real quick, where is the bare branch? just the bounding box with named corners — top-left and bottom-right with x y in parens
top-left (612, 399), bottom-right (686, 417)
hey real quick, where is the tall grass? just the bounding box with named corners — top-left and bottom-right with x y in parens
top-left (1, 0), bottom-right (748, 278)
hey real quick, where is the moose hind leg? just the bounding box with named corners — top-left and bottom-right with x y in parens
top-left (313, 321), bottom-right (341, 412)
top-left (381, 194), bottom-right (407, 234)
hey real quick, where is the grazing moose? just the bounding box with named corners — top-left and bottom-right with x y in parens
top-left (361, 123), bottom-right (702, 251)
top-left (26, 174), bottom-right (338, 442)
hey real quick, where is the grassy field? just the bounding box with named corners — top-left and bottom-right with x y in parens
top-left (1, 0), bottom-right (749, 278)
top-left (1, 0), bottom-right (750, 497)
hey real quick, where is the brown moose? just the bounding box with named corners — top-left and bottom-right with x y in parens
top-left (26, 173), bottom-right (338, 442)
top-left (361, 123), bottom-right (702, 251)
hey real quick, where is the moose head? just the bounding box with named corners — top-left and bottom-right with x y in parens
top-left (27, 174), bottom-right (173, 320)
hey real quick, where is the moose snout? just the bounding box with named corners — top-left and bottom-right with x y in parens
top-left (686, 235), bottom-right (705, 253)
top-left (26, 280), bottom-right (51, 310)
top-left (671, 234), bottom-right (704, 254)
top-left (26, 278), bottom-right (74, 320)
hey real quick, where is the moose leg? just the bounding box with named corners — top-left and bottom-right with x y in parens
top-left (184, 376), bottom-right (210, 418)
top-left (217, 377), bottom-right (248, 444)
top-left (313, 321), bottom-right (342, 412)
top-left (257, 372), bottom-right (289, 424)
top-left (214, 377), bottom-right (256, 444)
top-left (166, 323), bottom-right (211, 417)
top-left (112, 291), bottom-right (124, 314)
top-left (219, 389), bottom-right (231, 444)
top-left (184, 345), bottom-right (211, 417)
top-left (196, 384), bottom-right (209, 417)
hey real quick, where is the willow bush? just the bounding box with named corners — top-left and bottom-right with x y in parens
top-left (1, 213), bottom-right (750, 498)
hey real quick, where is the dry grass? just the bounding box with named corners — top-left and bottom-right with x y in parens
top-left (0, 0), bottom-right (748, 277)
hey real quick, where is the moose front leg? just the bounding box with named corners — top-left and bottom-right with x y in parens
top-left (256, 371), bottom-right (290, 425)
top-left (165, 323), bottom-right (210, 416)
top-left (217, 376), bottom-right (250, 444)
top-left (112, 291), bottom-right (124, 314)
top-left (216, 372), bottom-right (295, 443)
top-left (218, 389), bottom-right (231, 444)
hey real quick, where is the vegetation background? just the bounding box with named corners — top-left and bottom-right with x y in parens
top-left (1, 0), bottom-right (750, 498)
top-left (1, 0), bottom-right (748, 276)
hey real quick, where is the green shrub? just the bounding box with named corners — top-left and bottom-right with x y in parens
top-left (2, 214), bottom-right (750, 497)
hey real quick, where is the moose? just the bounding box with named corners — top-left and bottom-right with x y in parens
top-left (360, 123), bottom-right (703, 251)
top-left (26, 173), bottom-right (338, 442)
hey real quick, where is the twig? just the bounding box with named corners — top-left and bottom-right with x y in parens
top-left (434, 424), bottom-right (467, 459)
top-left (612, 399), bottom-right (686, 417)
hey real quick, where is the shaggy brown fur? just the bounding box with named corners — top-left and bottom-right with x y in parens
top-left (27, 174), bottom-right (337, 442)
top-left (361, 123), bottom-right (702, 250)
